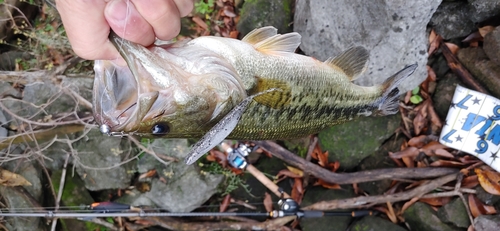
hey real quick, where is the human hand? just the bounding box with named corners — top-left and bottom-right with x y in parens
top-left (56, 0), bottom-right (194, 61)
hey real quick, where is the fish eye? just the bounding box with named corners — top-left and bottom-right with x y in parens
top-left (151, 122), bottom-right (170, 136)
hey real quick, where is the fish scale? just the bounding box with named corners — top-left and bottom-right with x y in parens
top-left (92, 26), bottom-right (418, 140)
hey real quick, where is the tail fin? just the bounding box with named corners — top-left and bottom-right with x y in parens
top-left (375, 64), bottom-right (418, 115)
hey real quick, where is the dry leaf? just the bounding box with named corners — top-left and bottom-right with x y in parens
top-left (314, 178), bottom-right (341, 189)
top-left (430, 160), bottom-right (465, 168)
top-left (0, 168), bottom-right (32, 187)
top-left (138, 169), bottom-right (157, 179)
top-left (419, 197), bottom-right (451, 206)
top-left (462, 175), bottom-right (479, 189)
top-left (220, 194), bottom-right (231, 212)
top-left (475, 168), bottom-right (500, 195)
top-left (389, 147), bottom-right (419, 159)
top-left (386, 202), bottom-right (398, 223)
top-left (427, 65), bottom-right (437, 82)
top-left (275, 169), bottom-right (302, 180)
top-left (462, 31), bottom-right (483, 43)
top-left (192, 16), bottom-right (209, 30)
top-left (286, 165), bottom-right (304, 177)
top-left (263, 192), bottom-right (273, 212)
top-left (444, 43), bottom-right (460, 55)
top-left (408, 135), bottom-right (434, 148)
top-left (479, 25), bottom-right (495, 37)
top-left (420, 141), bottom-right (448, 156)
top-left (468, 194), bottom-right (497, 218)
top-left (291, 178), bottom-right (304, 204)
top-left (428, 29), bottom-right (442, 55)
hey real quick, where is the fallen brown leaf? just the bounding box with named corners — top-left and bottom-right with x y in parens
top-left (0, 168), bottom-right (32, 187)
top-left (475, 168), bottom-right (500, 195)
top-left (419, 197), bottom-right (451, 206)
top-left (263, 192), bottom-right (273, 212)
top-left (469, 194), bottom-right (497, 218)
top-left (479, 25), bottom-right (495, 37)
top-left (220, 194), bottom-right (231, 212)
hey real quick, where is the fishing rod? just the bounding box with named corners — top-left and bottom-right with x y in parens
top-left (0, 200), bottom-right (372, 219)
top-left (0, 142), bottom-right (374, 220)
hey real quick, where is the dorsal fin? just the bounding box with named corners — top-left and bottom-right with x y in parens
top-left (242, 27), bottom-right (301, 53)
top-left (325, 46), bottom-right (370, 81)
top-left (242, 26), bottom-right (278, 44)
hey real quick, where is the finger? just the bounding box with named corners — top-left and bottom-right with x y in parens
top-left (173, 0), bottom-right (195, 16)
top-left (105, 0), bottom-right (155, 47)
top-left (55, 0), bottom-right (118, 60)
top-left (130, 0), bottom-right (183, 40)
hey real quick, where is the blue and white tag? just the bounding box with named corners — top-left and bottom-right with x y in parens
top-left (439, 85), bottom-right (500, 172)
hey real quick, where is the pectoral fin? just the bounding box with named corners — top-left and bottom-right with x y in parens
top-left (250, 77), bottom-right (291, 109)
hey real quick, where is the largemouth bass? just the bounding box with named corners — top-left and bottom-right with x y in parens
top-left (93, 26), bottom-right (417, 140)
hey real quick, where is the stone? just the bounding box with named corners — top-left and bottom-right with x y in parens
top-left (403, 202), bottom-right (458, 231)
top-left (0, 160), bottom-right (45, 231)
top-left (132, 139), bottom-right (224, 212)
top-left (294, 0), bottom-right (439, 94)
top-left (237, 0), bottom-right (294, 36)
top-left (474, 215), bottom-right (500, 231)
top-left (300, 186), bottom-right (356, 231)
top-left (437, 198), bottom-right (471, 228)
top-left (73, 129), bottom-right (135, 191)
top-left (429, 2), bottom-right (476, 40)
top-left (318, 114), bottom-right (400, 170)
top-left (468, 0), bottom-right (500, 23)
top-left (483, 26), bottom-right (500, 66)
top-left (350, 215), bottom-right (407, 231)
top-left (457, 47), bottom-right (500, 98)
top-left (432, 72), bottom-right (464, 120)
top-left (358, 136), bottom-right (404, 195)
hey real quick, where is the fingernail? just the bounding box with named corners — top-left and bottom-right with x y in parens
top-left (106, 0), bottom-right (128, 21)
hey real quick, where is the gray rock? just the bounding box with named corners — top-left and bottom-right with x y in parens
top-left (483, 26), bottom-right (500, 66)
top-left (0, 110), bottom-right (7, 138)
top-left (475, 186), bottom-right (500, 205)
top-left (350, 215), bottom-right (407, 231)
top-left (432, 73), bottom-right (463, 120)
top-left (73, 129), bottom-right (135, 191)
top-left (358, 136), bottom-right (404, 195)
top-left (474, 214), bottom-right (500, 231)
top-left (51, 170), bottom-right (96, 230)
top-left (318, 114), bottom-right (400, 170)
top-left (468, 0), bottom-right (500, 23)
top-left (133, 139), bottom-right (224, 212)
top-left (300, 186), bottom-right (355, 231)
top-left (294, 0), bottom-right (438, 94)
top-left (437, 198), bottom-right (471, 228)
top-left (237, 0), bottom-right (294, 36)
top-left (429, 2), bottom-right (476, 40)
top-left (457, 47), bottom-right (500, 98)
top-left (0, 160), bottom-right (45, 231)
top-left (403, 202), bottom-right (458, 231)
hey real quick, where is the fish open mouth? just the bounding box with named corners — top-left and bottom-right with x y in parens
top-left (92, 59), bottom-right (142, 134)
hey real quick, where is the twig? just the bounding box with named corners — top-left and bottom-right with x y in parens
top-left (440, 41), bottom-right (488, 94)
top-left (127, 136), bottom-right (178, 163)
top-left (303, 173), bottom-right (458, 210)
top-left (50, 152), bottom-right (71, 231)
top-left (302, 136), bottom-right (317, 188)
top-left (254, 141), bottom-right (458, 184)
top-left (246, 165), bottom-right (290, 198)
